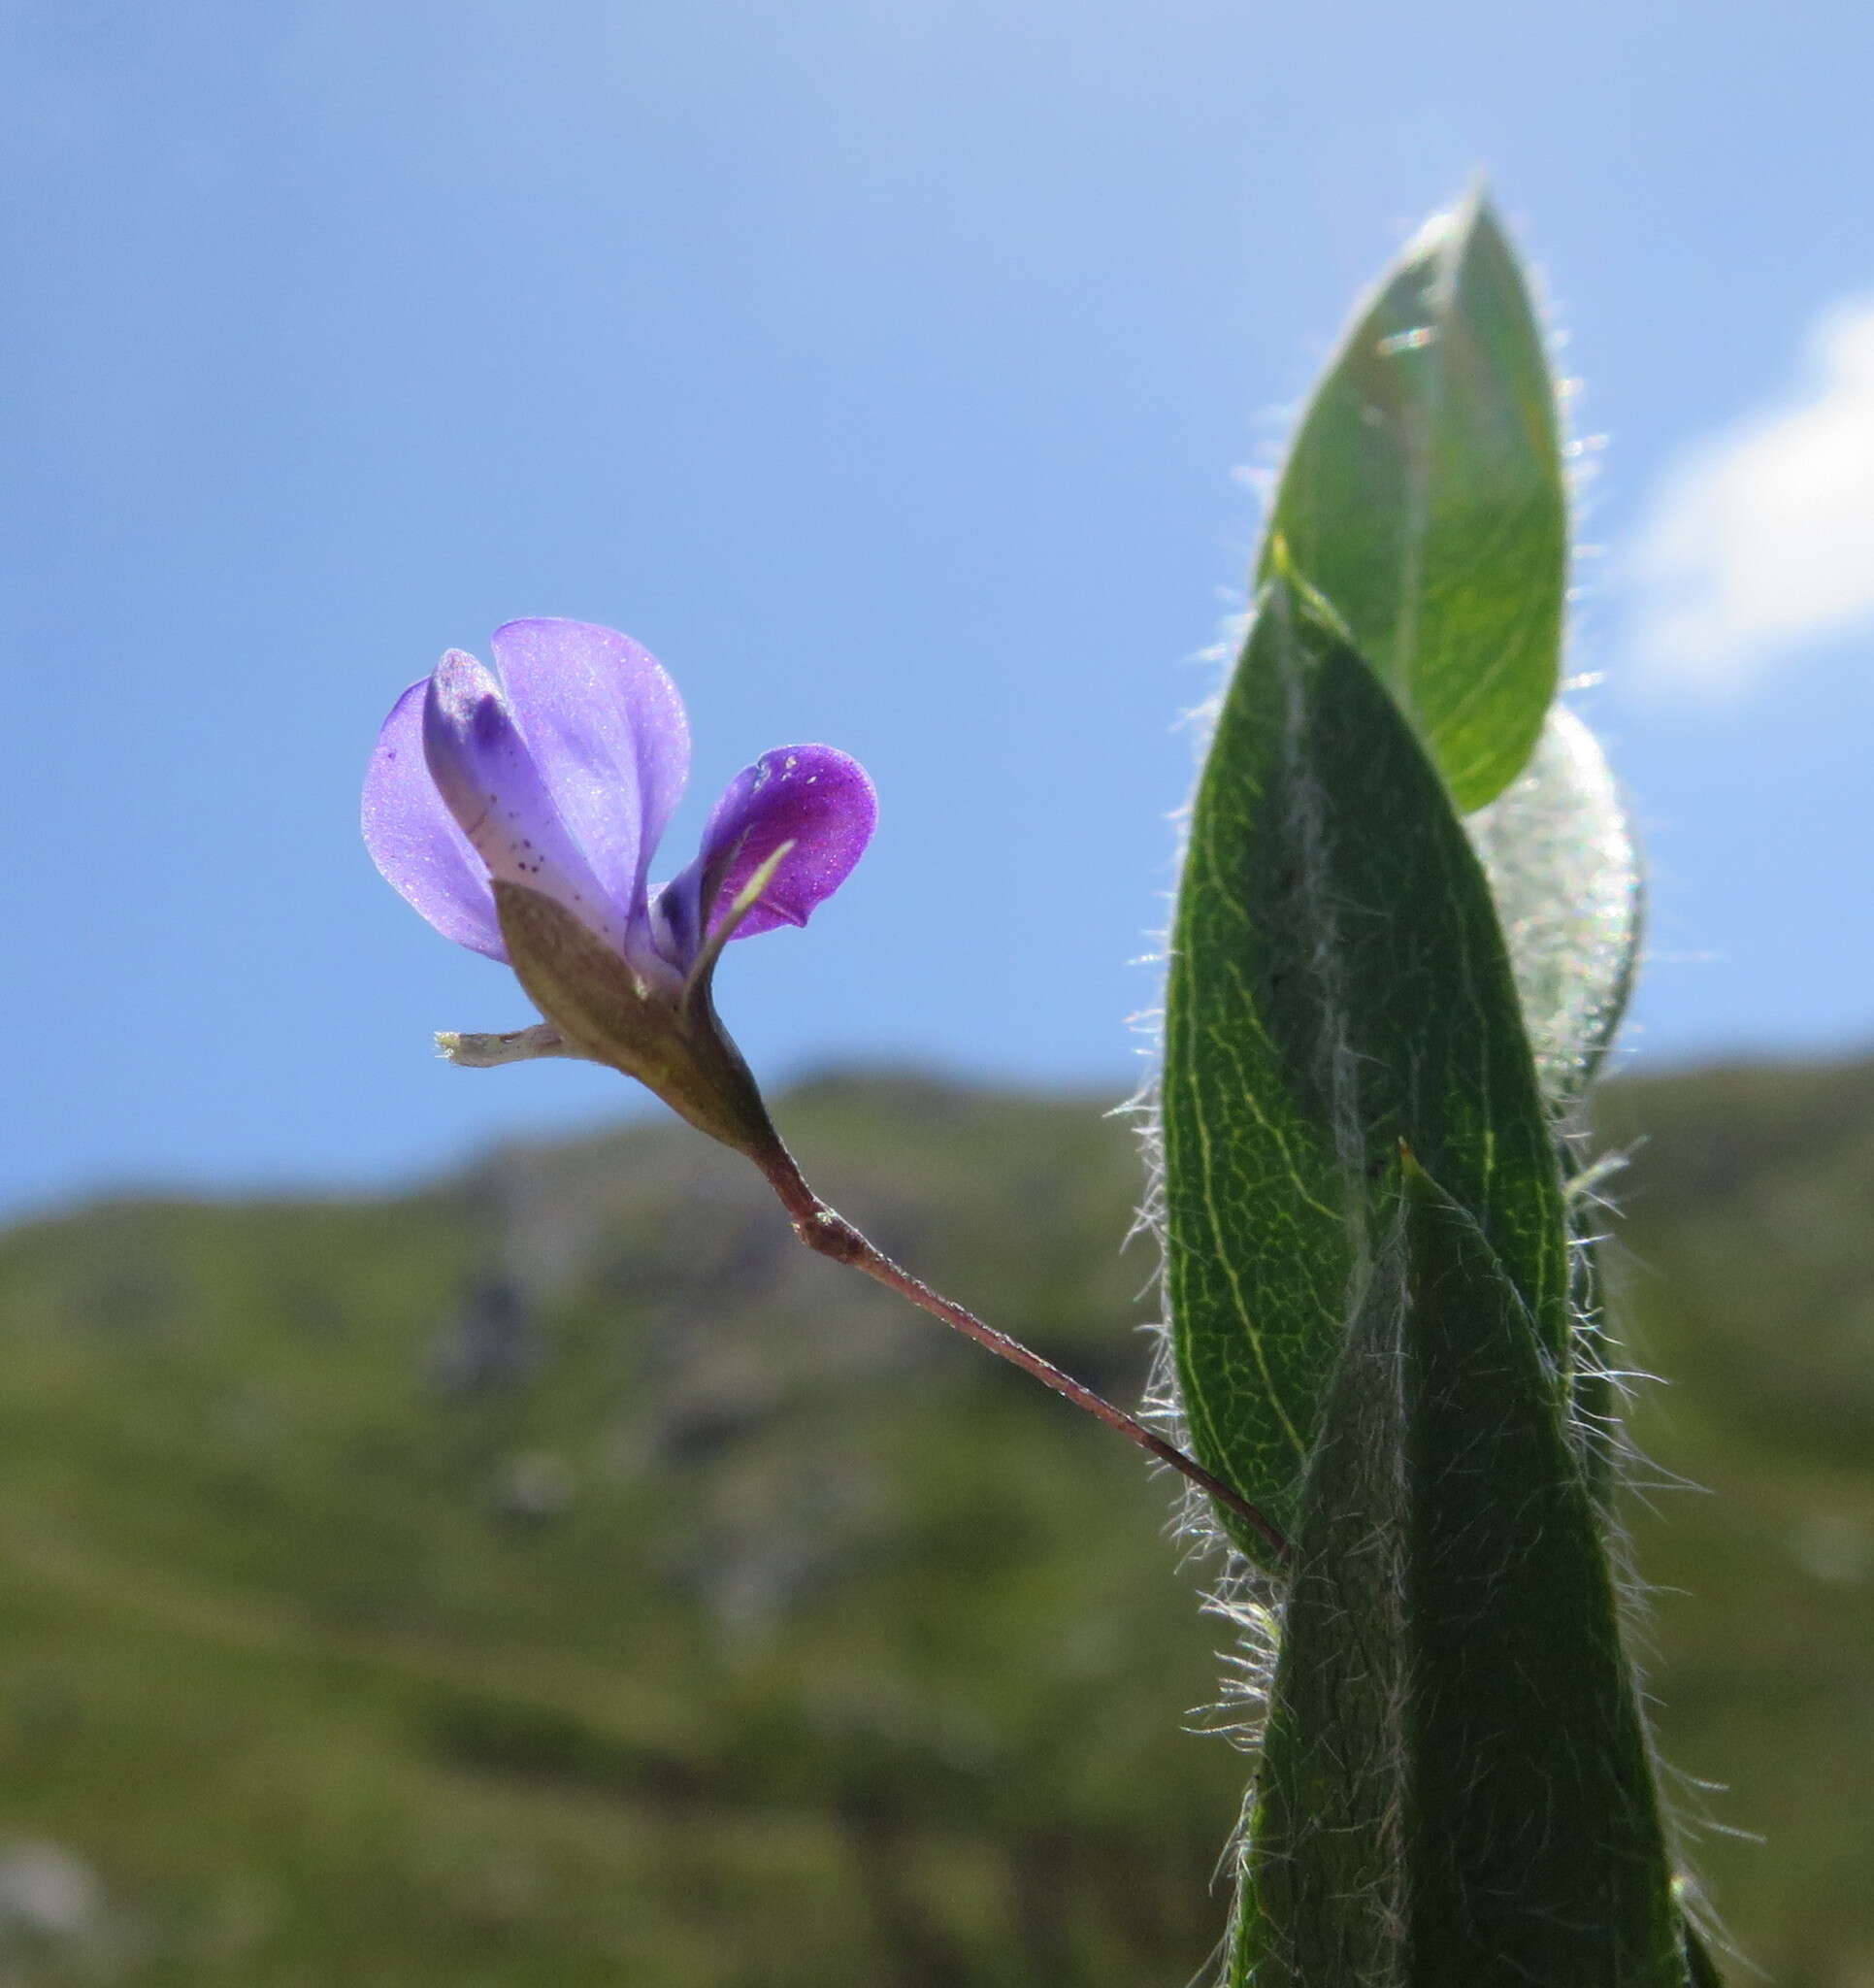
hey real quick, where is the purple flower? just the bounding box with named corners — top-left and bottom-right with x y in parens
top-left (363, 618), bottom-right (874, 1156)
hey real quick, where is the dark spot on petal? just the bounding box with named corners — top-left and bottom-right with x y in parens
top-left (470, 697), bottom-right (507, 746)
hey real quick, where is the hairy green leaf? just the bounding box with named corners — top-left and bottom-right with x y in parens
top-left (1162, 578), bottom-right (1565, 1559)
top-left (1263, 191), bottom-right (1566, 811)
top-left (1466, 701), bottom-right (1643, 1108)
top-left (1234, 1155), bottom-right (1685, 1988)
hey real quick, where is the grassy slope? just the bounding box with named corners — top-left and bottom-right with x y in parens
top-left (0, 1064), bottom-right (1867, 1984)
top-left (1601, 1062), bottom-right (1874, 1983)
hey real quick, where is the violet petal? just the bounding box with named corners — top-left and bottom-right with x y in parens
top-left (663, 745), bottom-right (876, 954)
top-left (422, 647), bottom-right (626, 950)
top-left (490, 618), bottom-right (690, 915)
top-left (362, 679), bottom-right (508, 961)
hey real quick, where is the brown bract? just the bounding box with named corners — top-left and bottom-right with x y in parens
top-left (492, 879), bottom-right (788, 1170)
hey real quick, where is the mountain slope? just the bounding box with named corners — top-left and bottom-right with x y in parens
top-left (0, 1063), bottom-right (1868, 1985)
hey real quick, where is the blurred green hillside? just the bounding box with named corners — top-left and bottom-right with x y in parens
top-left (0, 1063), bottom-right (1868, 1986)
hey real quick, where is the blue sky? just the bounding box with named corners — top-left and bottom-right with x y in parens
top-left (5, 0), bottom-right (1873, 1215)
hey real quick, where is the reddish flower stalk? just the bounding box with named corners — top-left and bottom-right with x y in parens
top-left (754, 1145), bottom-right (1293, 1566)
top-left (365, 615), bottom-right (1290, 1567)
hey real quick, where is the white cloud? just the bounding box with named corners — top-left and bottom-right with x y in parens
top-left (1626, 297), bottom-right (1874, 698)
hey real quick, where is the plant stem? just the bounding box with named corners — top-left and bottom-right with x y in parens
top-left (756, 1149), bottom-right (1292, 1566)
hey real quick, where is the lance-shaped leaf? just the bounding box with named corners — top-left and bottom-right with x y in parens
top-left (1263, 190), bottom-right (1566, 811)
top-left (1163, 577), bottom-right (1566, 1559)
top-left (1234, 1155), bottom-right (1686, 1988)
top-left (1466, 701), bottom-right (1643, 1109)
